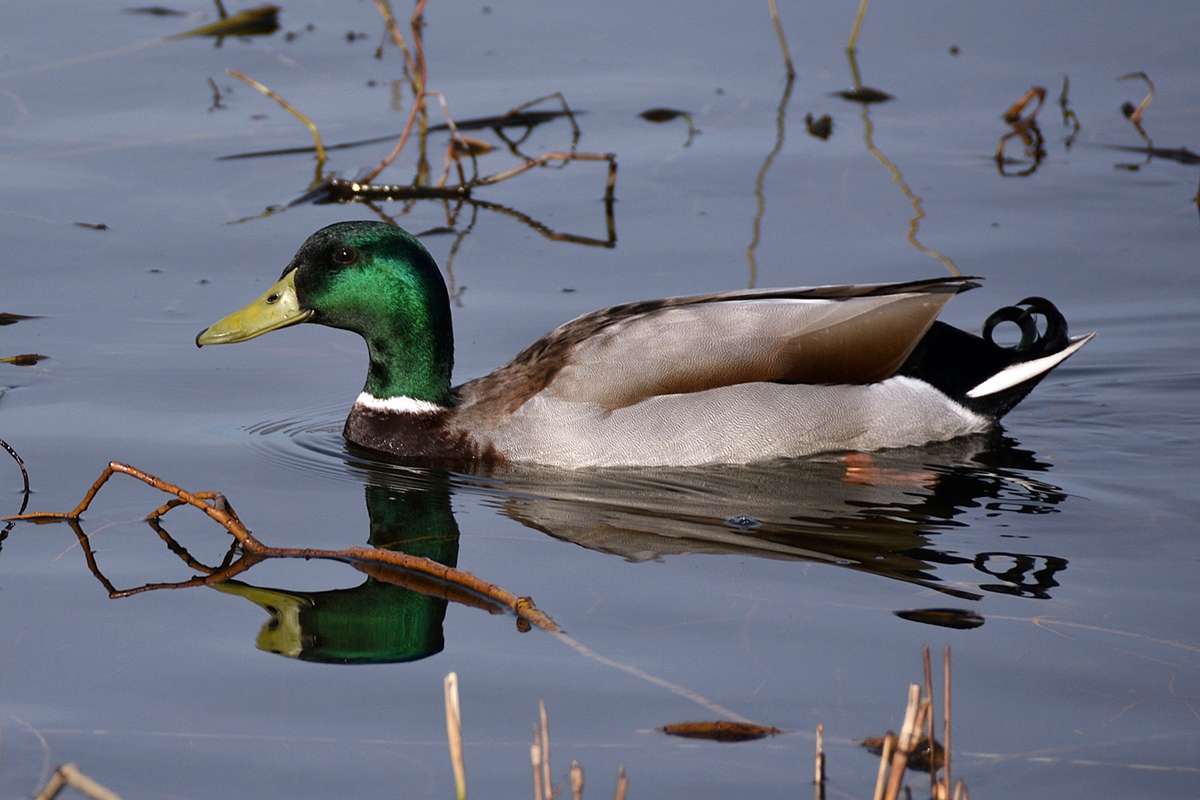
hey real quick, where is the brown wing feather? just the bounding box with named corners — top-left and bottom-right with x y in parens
top-left (457, 277), bottom-right (978, 415)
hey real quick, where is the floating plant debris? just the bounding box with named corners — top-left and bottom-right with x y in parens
top-left (124, 5), bottom-right (187, 15)
top-left (894, 608), bottom-right (985, 630)
top-left (0, 354), bottom-right (49, 366)
top-left (73, 222), bottom-right (108, 230)
top-left (832, 87), bottom-right (892, 104)
top-left (639, 108), bottom-right (696, 146)
top-left (0, 313), bottom-right (38, 326)
top-left (169, 4), bottom-right (279, 40)
top-left (804, 113), bottom-right (832, 140)
top-left (863, 734), bottom-right (946, 772)
top-left (659, 721), bottom-right (782, 742)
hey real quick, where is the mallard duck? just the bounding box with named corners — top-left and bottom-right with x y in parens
top-left (196, 221), bottom-right (1093, 468)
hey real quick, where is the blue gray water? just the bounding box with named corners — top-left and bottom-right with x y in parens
top-left (1, 2), bottom-right (1197, 798)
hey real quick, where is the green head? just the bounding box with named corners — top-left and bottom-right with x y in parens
top-left (197, 221), bottom-right (455, 405)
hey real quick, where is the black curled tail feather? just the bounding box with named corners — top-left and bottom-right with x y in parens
top-left (983, 297), bottom-right (1069, 355)
top-left (899, 297), bottom-right (1079, 420)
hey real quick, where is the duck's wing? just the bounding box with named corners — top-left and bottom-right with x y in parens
top-left (463, 277), bottom-right (978, 413)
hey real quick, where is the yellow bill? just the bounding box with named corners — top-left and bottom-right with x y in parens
top-left (196, 269), bottom-right (313, 346)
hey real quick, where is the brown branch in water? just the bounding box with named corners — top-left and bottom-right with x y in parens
top-left (7, 462), bottom-right (559, 632)
top-left (361, 0), bottom-right (429, 184)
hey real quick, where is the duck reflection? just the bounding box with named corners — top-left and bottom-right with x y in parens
top-left (213, 482), bottom-right (460, 664)
top-left (49, 431), bottom-right (1073, 660)
top-left (441, 431), bottom-right (1068, 604)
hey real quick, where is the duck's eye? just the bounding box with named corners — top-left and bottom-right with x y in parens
top-left (266, 293), bottom-right (280, 304)
top-left (332, 246), bottom-right (359, 265)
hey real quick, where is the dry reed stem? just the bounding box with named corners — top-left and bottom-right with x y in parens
top-left (446, 673), bottom-right (467, 800)
top-left (570, 761), bottom-right (584, 800)
top-left (614, 766), bottom-right (627, 800)
top-left (924, 646), bottom-right (935, 798)
top-left (33, 764), bottom-right (122, 800)
top-left (814, 722), bottom-right (825, 800)
top-left (226, 70), bottom-right (326, 166)
top-left (540, 700), bottom-right (553, 800)
top-left (532, 733), bottom-right (543, 800)
top-left (883, 685), bottom-right (925, 800)
top-left (943, 647), bottom-right (952, 800)
top-left (872, 732), bottom-right (896, 800)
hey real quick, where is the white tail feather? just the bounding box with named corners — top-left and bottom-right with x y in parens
top-left (966, 332), bottom-right (1096, 398)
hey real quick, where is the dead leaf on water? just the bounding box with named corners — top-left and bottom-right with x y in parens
top-left (832, 87), bottom-right (892, 104)
top-left (124, 6), bottom-right (188, 15)
top-left (1, 354), bottom-right (49, 367)
top-left (659, 720), bottom-right (783, 742)
top-left (0, 313), bottom-right (39, 326)
top-left (804, 113), bottom-right (833, 140)
top-left (169, 4), bottom-right (279, 40)
top-left (863, 734), bottom-right (945, 772)
top-left (894, 608), bottom-right (985, 630)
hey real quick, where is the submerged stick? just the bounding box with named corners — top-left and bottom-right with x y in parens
top-left (614, 766), bottom-right (627, 800)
